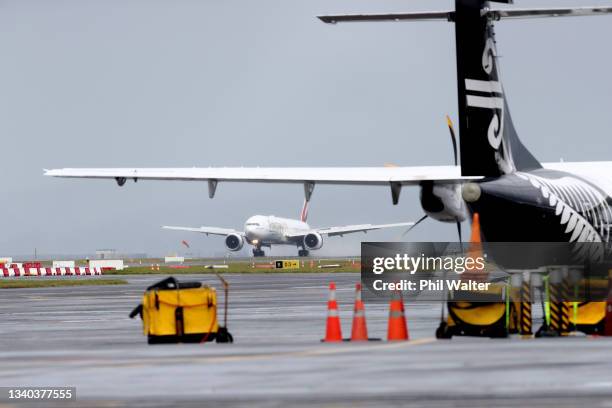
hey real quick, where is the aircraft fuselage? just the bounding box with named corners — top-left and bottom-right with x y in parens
top-left (463, 169), bottom-right (612, 243)
top-left (244, 215), bottom-right (310, 247)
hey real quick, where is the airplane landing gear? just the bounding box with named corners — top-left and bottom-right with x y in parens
top-left (253, 248), bottom-right (265, 257)
top-left (298, 249), bottom-right (310, 257)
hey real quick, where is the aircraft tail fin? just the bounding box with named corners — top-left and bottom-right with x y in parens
top-left (454, 0), bottom-right (541, 177)
top-left (300, 199), bottom-right (309, 222)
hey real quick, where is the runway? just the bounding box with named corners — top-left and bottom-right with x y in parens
top-left (1, 273), bottom-right (612, 407)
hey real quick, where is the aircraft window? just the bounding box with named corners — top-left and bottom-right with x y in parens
top-left (246, 223), bottom-right (260, 226)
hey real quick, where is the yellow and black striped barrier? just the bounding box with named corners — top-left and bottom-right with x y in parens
top-left (560, 278), bottom-right (573, 334)
top-left (538, 266), bottom-right (584, 337)
top-left (520, 276), bottom-right (533, 336)
top-left (548, 279), bottom-right (562, 334)
top-left (441, 266), bottom-right (612, 339)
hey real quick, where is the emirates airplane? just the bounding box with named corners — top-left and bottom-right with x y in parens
top-left (45, 1), bottom-right (612, 245)
top-left (162, 201), bottom-right (413, 257)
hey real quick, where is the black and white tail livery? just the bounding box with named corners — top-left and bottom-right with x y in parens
top-left (451, 1), bottom-right (612, 245)
top-left (455, 0), bottom-right (541, 177)
top-left (453, 0), bottom-right (612, 245)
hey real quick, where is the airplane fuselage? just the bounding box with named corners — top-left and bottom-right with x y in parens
top-left (461, 166), bottom-right (612, 243)
top-left (244, 215), bottom-right (310, 246)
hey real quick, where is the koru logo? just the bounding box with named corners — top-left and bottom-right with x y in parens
top-left (465, 36), bottom-right (504, 151)
top-left (482, 38), bottom-right (496, 75)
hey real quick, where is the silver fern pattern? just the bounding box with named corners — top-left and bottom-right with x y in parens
top-left (516, 173), bottom-right (612, 244)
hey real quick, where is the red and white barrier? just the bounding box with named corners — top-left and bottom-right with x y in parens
top-left (0, 267), bottom-right (104, 278)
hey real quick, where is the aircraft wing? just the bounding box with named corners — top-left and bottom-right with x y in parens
top-left (287, 222), bottom-right (414, 238)
top-left (162, 226), bottom-right (242, 237)
top-left (43, 166), bottom-right (480, 186)
top-left (44, 166), bottom-right (481, 204)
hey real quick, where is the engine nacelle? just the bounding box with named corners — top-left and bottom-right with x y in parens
top-left (225, 234), bottom-right (244, 251)
top-left (303, 232), bottom-right (323, 250)
top-left (420, 182), bottom-right (468, 223)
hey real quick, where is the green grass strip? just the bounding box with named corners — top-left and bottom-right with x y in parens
top-left (0, 279), bottom-right (128, 289)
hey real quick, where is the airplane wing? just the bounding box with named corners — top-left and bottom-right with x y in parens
top-left (287, 222), bottom-right (414, 238)
top-left (44, 163), bottom-right (612, 202)
top-left (162, 226), bottom-right (242, 237)
top-left (43, 166), bottom-right (479, 185)
top-left (44, 166), bottom-right (481, 204)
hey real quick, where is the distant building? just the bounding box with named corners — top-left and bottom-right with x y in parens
top-left (95, 249), bottom-right (117, 259)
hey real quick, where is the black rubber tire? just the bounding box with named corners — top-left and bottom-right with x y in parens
top-left (435, 322), bottom-right (453, 339)
top-left (216, 327), bottom-right (234, 343)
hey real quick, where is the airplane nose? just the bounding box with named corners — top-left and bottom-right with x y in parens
top-left (244, 226), bottom-right (256, 240)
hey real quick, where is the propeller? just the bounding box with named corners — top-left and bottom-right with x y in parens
top-left (402, 214), bottom-right (428, 237)
top-left (446, 115), bottom-right (458, 166)
top-left (401, 115), bottom-right (464, 245)
top-left (446, 115), bottom-right (463, 247)
top-left (456, 218), bottom-right (463, 250)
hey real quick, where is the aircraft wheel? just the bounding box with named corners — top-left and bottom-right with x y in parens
top-left (435, 321), bottom-right (452, 339)
top-left (298, 250), bottom-right (309, 257)
top-left (253, 249), bottom-right (265, 257)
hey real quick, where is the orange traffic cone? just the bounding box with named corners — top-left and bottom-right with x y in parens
top-left (464, 212), bottom-right (487, 282)
top-left (387, 291), bottom-right (409, 341)
top-left (350, 283), bottom-right (368, 341)
top-left (469, 212), bottom-right (482, 244)
top-left (323, 282), bottom-right (343, 342)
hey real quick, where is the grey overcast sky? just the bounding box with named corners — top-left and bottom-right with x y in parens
top-left (1, 0), bottom-right (611, 258)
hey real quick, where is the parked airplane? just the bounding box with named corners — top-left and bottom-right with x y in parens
top-left (45, 1), bottom-right (612, 245)
top-left (163, 201), bottom-right (413, 257)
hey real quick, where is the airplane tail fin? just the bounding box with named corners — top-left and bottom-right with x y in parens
top-left (319, 1), bottom-right (612, 177)
top-left (300, 199), bottom-right (309, 222)
top-left (454, 0), bottom-right (541, 177)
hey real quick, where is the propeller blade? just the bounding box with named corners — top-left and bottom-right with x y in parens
top-left (446, 115), bottom-right (458, 166)
top-left (402, 214), bottom-right (428, 237)
top-left (456, 219), bottom-right (464, 252)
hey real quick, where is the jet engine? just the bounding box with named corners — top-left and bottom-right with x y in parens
top-left (303, 233), bottom-right (323, 250)
top-left (420, 181), bottom-right (468, 223)
top-left (225, 234), bottom-right (245, 251)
